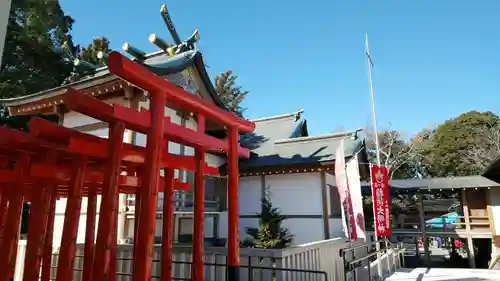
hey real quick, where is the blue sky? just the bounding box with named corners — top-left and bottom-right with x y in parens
top-left (60, 0), bottom-right (500, 137)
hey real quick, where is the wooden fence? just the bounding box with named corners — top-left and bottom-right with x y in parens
top-left (14, 235), bottom-right (404, 281)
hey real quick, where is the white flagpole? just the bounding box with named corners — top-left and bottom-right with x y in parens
top-left (365, 32), bottom-right (383, 279)
top-left (365, 33), bottom-right (381, 166)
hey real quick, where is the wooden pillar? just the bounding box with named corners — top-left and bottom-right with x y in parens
top-left (55, 157), bottom-right (87, 281)
top-left (418, 193), bottom-right (430, 265)
top-left (192, 114), bottom-right (206, 281)
top-left (161, 168), bottom-right (175, 281)
top-left (82, 187), bottom-right (97, 281)
top-left (227, 126), bottom-right (241, 281)
top-left (0, 155), bottom-right (30, 281)
top-left (462, 189), bottom-right (476, 268)
top-left (41, 192), bottom-right (56, 281)
top-left (320, 171), bottom-right (330, 239)
top-left (132, 90), bottom-right (165, 281)
top-left (93, 122), bottom-right (125, 281)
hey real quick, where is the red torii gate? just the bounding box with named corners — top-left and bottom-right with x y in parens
top-left (0, 51), bottom-right (254, 281)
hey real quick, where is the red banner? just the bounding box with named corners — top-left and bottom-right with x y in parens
top-left (371, 165), bottom-right (391, 237)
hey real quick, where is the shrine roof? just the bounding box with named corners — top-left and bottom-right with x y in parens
top-left (0, 49), bottom-right (225, 110)
top-left (361, 175), bottom-right (500, 193)
top-left (238, 110), bottom-right (365, 170)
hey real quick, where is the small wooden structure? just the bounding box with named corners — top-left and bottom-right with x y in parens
top-left (0, 52), bottom-right (255, 281)
top-left (363, 176), bottom-right (500, 268)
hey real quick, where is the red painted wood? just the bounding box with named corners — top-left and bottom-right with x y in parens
top-left (132, 92), bottom-right (164, 281)
top-left (108, 192), bottom-right (118, 281)
top-left (0, 190), bottom-right (8, 245)
top-left (0, 127), bottom-right (66, 153)
top-left (0, 45), bottom-right (255, 281)
top-left (227, 126), bottom-right (241, 269)
top-left (22, 180), bottom-right (51, 281)
top-left (68, 137), bottom-right (220, 175)
top-left (28, 117), bottom-right (98, 145)
top-left (0, 170), bottom-right (22, 183)
top-left (192, 115), bottom-right (206, 281)
top-left (114, 104), bottom-right (251, 158)
top-left (55, 157), bottom-right (87, 281)
top-left (106, 52), bottom-right (255, 133)
top-left (161, 168), bottom-right (175, 281)
top-left (41, 192), bottom-right (56, 281)
top-left (64, 88), bottom-right (114, 122)
top-left (82, 186), bottom-right (97, 281)
top-left (0, 155), bottom-right (30, 281)
top-left (28, 163), bottom-right (192, 192)
top-left (92, 122), bottom-right (125, 281)
top-left (132, 180), bottom-right (142, 277)
top-left (23, 153), bottom-right (56, 281)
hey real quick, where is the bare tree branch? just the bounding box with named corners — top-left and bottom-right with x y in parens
top-left (367, 123), bottom-right (428, 179)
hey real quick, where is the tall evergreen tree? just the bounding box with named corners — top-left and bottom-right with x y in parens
top-left (416, 111), bottom-right (500, 177)
top-left (244, 193), bottom-right (293, 249)
top-left (0, 0), bottom-right (79, 98)
top-left (214, 70), bottom-right (248, 117)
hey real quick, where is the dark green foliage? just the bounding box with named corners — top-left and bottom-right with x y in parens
top-left (0, 1), bottom-right (110, 128)
top-left (214, 70), bottom-right (248, 117)
top-left (244, 194), bottom-right (293, 249)
top-left (0, 0), bottom-right (79, 98)
top-left (418, 111), bottom-right (500, 177)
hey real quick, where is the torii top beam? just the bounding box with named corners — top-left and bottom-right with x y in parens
top-left (106, 52), bottom-right (255, 134)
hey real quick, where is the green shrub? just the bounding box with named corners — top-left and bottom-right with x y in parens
top-left (244, 192), bottom-right (293, 249)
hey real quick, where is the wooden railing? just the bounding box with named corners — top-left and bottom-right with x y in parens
top-left (366, 215), bottom-right (491, 233)
top-left (396, 215), bottom-right (490, 231)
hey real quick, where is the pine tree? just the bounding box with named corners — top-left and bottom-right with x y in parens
top-left (214, 70), bottom-right (248, 117)
top-left (79, 37), bottom-right (111, 67)
top-left (244, 192), bottom-right (293, 249)
top-left (0, 0), bottom-right (79, 98)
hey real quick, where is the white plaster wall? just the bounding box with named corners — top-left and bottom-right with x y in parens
top-left (266, 173), bottom-right (322, 216)
top-left (239, 176), bottom-right (262, 215)
top-left (218, 172), bottom-right (341, 245)
top-left (282, 218), bottom-right (324, 245)
top-left (329, 218), bottom-right (346, 239)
